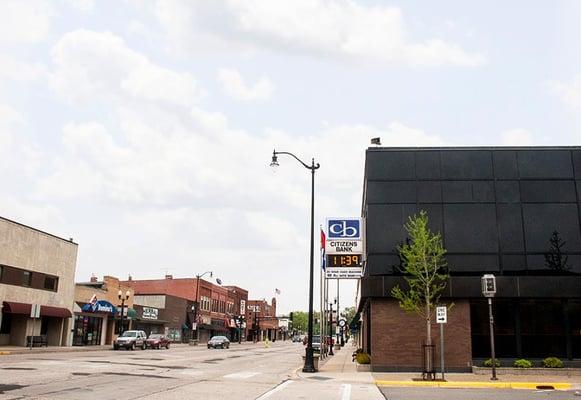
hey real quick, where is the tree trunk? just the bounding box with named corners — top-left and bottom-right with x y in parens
top-left (426, 303), bottom-right (431, 345)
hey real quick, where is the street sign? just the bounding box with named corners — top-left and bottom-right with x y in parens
top-left (338, 319), bottom-right (346, 328)
top-left (436, 306), bottom-right (447, 324)
top-left (30, 304), bottom-right (40, 319)
top-left (192, 323), bottom-right (197, 330)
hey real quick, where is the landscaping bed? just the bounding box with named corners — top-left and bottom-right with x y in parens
top-left (473, 366), bottom-right (581, 376)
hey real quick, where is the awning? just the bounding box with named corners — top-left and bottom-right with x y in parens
top-left (2, 302), bottom-right (72, 318)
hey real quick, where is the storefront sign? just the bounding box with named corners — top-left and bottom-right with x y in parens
top-left (142, 307), bottom-right (158, 320)
top-left (81, 300), bottom-right (117, 314)
top-left (240, 300), bottom-right (246, 315)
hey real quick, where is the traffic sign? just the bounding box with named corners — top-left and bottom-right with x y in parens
top-left (436, 307), bottom-right (447, 324)
top-left (338, 319), bottom-right (346, 327)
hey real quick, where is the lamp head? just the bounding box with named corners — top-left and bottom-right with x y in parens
top-left (270, 150), bottom-right (279, 168)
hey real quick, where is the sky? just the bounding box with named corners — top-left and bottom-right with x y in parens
top-left (0, 0), bottom-right (580, 315)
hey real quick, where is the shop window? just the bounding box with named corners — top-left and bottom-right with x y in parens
top-left (22, 271), bottom-right (32, 287)
top-left (44, 276), bottom-right (58, 291)
top-left (0, 265), bottom-right (3, 281)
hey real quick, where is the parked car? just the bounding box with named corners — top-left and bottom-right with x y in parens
top-left (113, 330), bottom-right (147, 350)
top-left (146, 333), bottom-right (170, 349)
top-left (207, 335), bottom-right (230, 349)
top-left (312, 335), bottom-right (321, 352)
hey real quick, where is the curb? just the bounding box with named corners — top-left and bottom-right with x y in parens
top-left (375, 380), bottom-right (573, 390)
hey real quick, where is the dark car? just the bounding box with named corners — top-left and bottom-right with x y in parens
top-left (207, 335), bottom-right (230, 349)
top-left (113, 330), bottom-right (147, 350)
top-left (146, 333), bottom-right (170, 349)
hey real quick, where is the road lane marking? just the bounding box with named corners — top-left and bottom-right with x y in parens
top-left (341, 384), bottom-right (351, 400)
top-left (255, 379), bottom-right (293, 399)
top-left (223, 371), bottom-right (260, 379)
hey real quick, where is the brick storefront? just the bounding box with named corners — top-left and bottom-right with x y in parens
top-left (366, 299), bottom-right (472, 372)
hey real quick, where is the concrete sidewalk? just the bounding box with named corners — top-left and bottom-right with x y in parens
top-left (290, 344), bottom-right (384, 400)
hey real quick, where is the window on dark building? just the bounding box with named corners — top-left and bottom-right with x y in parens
top-left (22, 271), bottom-right (32, 287)
top-left (44, 276), bottom-right (58, 291)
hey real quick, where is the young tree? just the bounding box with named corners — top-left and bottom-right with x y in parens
top-left (544, 230), bottom-right (571, 272)
top-left (391, 210), bottom-right (449, 349)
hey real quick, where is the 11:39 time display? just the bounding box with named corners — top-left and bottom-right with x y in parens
top-left (327, 254), bottom-right (361, 267)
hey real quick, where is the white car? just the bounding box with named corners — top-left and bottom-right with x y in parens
top-left (113, 330), bottom-right (147, 350)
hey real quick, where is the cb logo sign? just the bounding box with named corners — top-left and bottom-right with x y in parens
top-left (327, 218), bottom-right (361, 239)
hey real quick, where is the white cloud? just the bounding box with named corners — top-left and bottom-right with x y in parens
top-left (218, 68), bottom-right (275, 101)
top-left (548, 74), bottom-right (581, 109)
top-left (150, 0), bottom-right (485, 66)
top-left (63, 0), bottom-right (95, 12)
top-left (0, 55), bottom-right (47, 83)
top-left (50, 30), bottom-right (204, 107)
top-left (500, 128), bottom-right (534, 146)
top-left (0, 0), bottom-right (53, 44)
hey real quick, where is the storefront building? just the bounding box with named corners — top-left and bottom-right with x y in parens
top-left (0, 216), bottom-right (77, 347)
top-left (123, 275), bottom-right (249, 343)
top-left (247, 298), bottom-right (279, 342)
top-left (73, 276), bottom-right (134, 346)
top-left (132, 294), bottom-right (193, 341)
top-left (358, 147), bottom-right (581, 371)
top-left (224, 285), bottom-right (248, 342)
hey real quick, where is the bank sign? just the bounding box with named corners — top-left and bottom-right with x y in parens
top-left (325, 218), bottom-right (363, 254)
top-left (324, 217), bottom-right (364, 279)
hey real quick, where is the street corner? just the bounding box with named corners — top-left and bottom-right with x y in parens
top-left (374, 379), bottom-right (573, 391)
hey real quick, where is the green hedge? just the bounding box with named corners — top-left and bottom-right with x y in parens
top-left (542, 357), bottom-right (564, 368)
top-left (513, 359), bottom-right (533, 368)
top-left (482, 358), bottom-right (500, 367)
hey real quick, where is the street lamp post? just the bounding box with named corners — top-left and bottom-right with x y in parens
top-left (271, 149), bottom-right (320, 373)
top-left (118, 290), bottom-right (130, 335)
top-left (328, 300), bottom-right (334, 356)
top-left (193, 271), bottom-right (213, 345)
top-left (482, 274), bottom-right (498, 381)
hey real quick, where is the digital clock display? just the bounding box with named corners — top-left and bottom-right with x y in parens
top-left (327, 254), bottom-right (361, 267)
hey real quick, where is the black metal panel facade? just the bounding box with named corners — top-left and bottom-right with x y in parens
top-left (363, 147), bottom-right (581, 286)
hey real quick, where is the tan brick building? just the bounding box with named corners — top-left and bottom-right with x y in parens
top-left (0, 216), bottom-right (78, 347)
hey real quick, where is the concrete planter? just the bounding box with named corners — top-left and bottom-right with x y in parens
top-left (356, 363), bottom-right (371, 372)
top-left (302, 355), bottom-right (320, 371)
top-left (473, 366), bottom-right (581, 376)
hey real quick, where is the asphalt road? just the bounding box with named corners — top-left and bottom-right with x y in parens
top-left (379, 387), bottom-right (580, 400)
top-left (0, 341), bottom-right (303, 399)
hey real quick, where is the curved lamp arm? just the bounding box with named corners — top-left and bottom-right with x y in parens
top-left (271, 150), bottom-right (320, 171)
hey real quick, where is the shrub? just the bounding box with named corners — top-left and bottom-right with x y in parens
top-left (355, 352), bottom-right (371, 364)
top-left (542, 357), bottom-right (564, 368)
top-left (482, 358), bottom-right (500, 367)
top-left (513, 359), bottom-right (533, 368)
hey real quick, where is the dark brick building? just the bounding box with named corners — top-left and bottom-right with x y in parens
top-left (124, 275), bottom-right (248, 343)
top-left (358, 147), bottom-right (581, 371)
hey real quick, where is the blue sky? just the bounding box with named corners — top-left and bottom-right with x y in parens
top-left (0, 0), bottom-right (580, 313)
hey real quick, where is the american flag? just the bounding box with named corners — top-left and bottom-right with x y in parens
top-left (275, 288), bottom-right (281, 295)
top-left (321, 227), bottom-right (326, 270)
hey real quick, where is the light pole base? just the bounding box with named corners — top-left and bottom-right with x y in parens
top-left (491, 377), bottom-right (498, 381)
top-left (302, 347), bottom-right (317, 373)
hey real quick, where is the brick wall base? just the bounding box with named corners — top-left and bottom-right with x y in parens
top-left (368, 298), bottom-right (472, 372)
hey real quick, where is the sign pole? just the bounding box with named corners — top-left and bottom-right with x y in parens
top-left (440, 322), bottom-right (445, 380)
